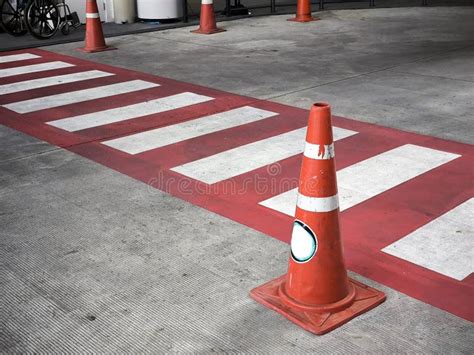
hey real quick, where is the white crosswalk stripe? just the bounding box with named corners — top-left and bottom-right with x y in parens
top-left (171, 126), bottom-right (357, 184)
top-left (0, 70), bottom-right (114, 95)
top-left (259, 144), bottom-right (460, 216)
top-left (0, 53), bottom-right (40, 64)
top-left (0, 61), bottom-right (74, 78)
top-left (103, 106), bottom-right (278, 154)
top-left (3, 80), bottom-right (160, 114)
top-left (49, 92), bottom-right (214, 132)
top-left (382, 198), bottom-right (474, 281)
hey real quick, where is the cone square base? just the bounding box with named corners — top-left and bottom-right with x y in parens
top-left (250, 275), bottom-right (386, 335)
top-left (287, 16), bottom-right (320, 22)
top-left (77, 46), bottom-right (117, 53)
top-left (191, 28), bottom-right (226, 35)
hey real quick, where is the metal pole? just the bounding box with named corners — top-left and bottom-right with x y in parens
top-left (182, 0), bottom-right (188, 23)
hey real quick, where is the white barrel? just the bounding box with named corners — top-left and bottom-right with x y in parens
top-left (137, 0), bottom-right (183, 20)
top-left (114, 0), bottom-right (136, 24)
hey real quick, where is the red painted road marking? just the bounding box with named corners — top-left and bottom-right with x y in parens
top-left (1, 48), bottom-right (473, 321)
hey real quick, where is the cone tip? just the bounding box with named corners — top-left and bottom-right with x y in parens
top-left (306, 102), bottom-right (333, 144)
top-left (312, 102), bottom-right (330, 110)
top-left (309, 102), bottom-right (331, 119)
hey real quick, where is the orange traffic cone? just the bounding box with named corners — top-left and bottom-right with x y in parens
top-left (287, 0), bottom-right (319, 22)
top-left (191, 0), bottom-right (226, 34)
top-left (250, 103), bottom-right (386, 335)
top-left (78, 0), bottom-right (116, 53)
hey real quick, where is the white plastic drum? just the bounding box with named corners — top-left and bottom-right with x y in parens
top-left (114, 0), bottom-right (136, 24)
top-left (137, 0), bottom-right (183, 20)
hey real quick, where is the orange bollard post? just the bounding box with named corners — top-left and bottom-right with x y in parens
top-left (250, 103), bottom-right (386, 335)
top-left (78, 0), bottom-right (116, 53)
top-left (191, 0), bottom-right (226, 35)
top-left (287, 0), bottom-right (319, 22)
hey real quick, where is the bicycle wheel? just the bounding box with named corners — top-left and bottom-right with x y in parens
top-left (0, 0), bottom-right (27, 36)
top-left (25, 0), bottom-right (59, 39)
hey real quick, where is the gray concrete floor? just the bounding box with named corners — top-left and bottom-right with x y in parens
top-left (2, 6), bottom-right (474, 353)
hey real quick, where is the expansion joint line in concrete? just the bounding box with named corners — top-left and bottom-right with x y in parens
top-left (264, 43), bottom-right (474, 103)
top-left (389, 70), bottom-right (474, 84)
top-left (139, 33), bottom-right (237, 52)
top-left (0, 147), bottom-right (62, 165)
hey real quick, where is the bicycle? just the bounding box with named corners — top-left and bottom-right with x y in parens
top-left (0, 0), bottom-right (79, 39)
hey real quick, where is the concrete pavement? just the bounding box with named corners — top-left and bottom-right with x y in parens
top-left (1, 6), bottom-right (474, 353)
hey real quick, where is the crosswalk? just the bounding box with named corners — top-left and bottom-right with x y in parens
top-left (0, 61), bottom-right (74, 78)
top-left (172, 126), bottom-right (357, 184)
top-left (49, 92), bottom-right (214, 132)
top-left (1, 50), bottom-right (472, 321)
top-left (0, 53), bottom-right (40, 63)
top-left (4, 80), bottom-right (160, 113)
top-left (0, 70), bottom-right (114, 95)
top-left (383, 198), bottom-right (473, 281)
top-left (103, 106), bottom-right (278, 154)
top-left (260, 144), bottom-right (460, 216)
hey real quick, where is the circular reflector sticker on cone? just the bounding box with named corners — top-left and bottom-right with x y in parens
top-left (290, 220), bottom-right (317, 263)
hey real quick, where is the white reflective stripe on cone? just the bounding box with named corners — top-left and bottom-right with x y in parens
top-left (297, 193), bottom-right (339, 213)
top-left (86, 13), bottom-right (100, 18)
top-left (202, 0), bottom-right (213, 4)
top-left (303, 142), bottom-right (335, 160)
